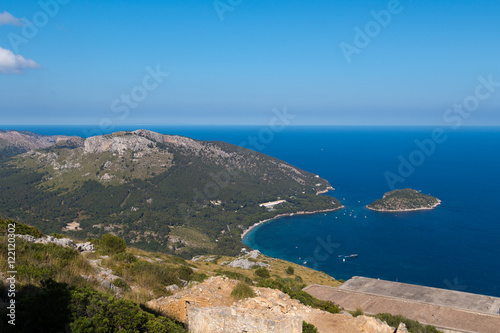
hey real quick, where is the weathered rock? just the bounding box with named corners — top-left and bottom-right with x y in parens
top-left (16, 234), bottom-right (95, 252)
top-left (84, 134), bottom-right (155, 154)
top-left (222, 250), bottom-right (269, 269)
top-left (355, 316), bottom-right (394, 333)
top-left (396, 322), bottom-right (410, 333)
top-left (148, 276), bottom-right (397, 333)
top-left (75, 242), bottom-right (95, 252)
top-left (188, 306), bottom-right (302, 333)
top-left (166, 284), bottom-right (180, 293)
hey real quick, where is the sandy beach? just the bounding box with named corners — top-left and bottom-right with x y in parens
top-left (241, 205), bottom-right (344, 239)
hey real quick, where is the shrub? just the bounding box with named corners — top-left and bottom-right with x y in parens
top-left (113, 278), bottom-right (130, 290)
top-left (286, 266), bottom-right (295, 275)
top-left (99, 234), bottom-right (126, 254)
top-left (113, 252), bottom-right (137, 263)
top-left (352, 307), bottom-right (364, 317)
top-left (375, 313), bottom-right (442, 333)
top-left (230, 282), bottom-right (255, 300)
top-left (215, 270), bottom-right (252, 284)
top-left (294, 275), bottom-right (303, 283)
top-left (257, 277), bottom-right (341, 315)
top-left (303, 321), bottom-right (319, 333)
top-left (0, 219), bottom-right (43, 238)
top-left (254, 267), bottom-right (270, 279)
top-left (70, 286), bottom-right (186, 332)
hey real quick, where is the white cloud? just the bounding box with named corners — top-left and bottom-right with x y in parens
top-left (0, 11), bottom-right (23, 26)
top-left (0, 46), bottom-right (39, 74)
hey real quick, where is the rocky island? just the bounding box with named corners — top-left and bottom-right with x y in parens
top-left (367, 188), bottom-right (441, 212)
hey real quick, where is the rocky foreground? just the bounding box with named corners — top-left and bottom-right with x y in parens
top-left (148, 276), bottom-right (409, 333)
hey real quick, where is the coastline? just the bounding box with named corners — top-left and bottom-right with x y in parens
top-left (366, 199), bottom-right (441, 212)
top-left (241, 205), bottom-right (344, 240)
top-left (316, 186), bottom-right (335, 195)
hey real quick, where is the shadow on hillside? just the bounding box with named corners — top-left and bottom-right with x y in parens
top-left (1, 279), bottom-right (71, 333)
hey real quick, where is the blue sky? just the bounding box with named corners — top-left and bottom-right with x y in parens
top-left (0, 0), bottom-right (499, 126)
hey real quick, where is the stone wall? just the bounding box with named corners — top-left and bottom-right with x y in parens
top-left (188, 306), bottom-right (302, 333)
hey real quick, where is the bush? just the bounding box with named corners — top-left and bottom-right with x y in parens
top-left (70, 285), bottom-right (186, 332)
top-left (294, 275), bottom-right (303, 283)
top-left (215, 270), bottom-right (252, 284)
top-left (113, 278), bottom-right (130, 290)
top-left (351, 307), bottom-right (364, 317)
top-left (99, 234), bottom-right (126, 254)
top-left (254, 267), bottom-right (270, 279)
top-left (0, 219), bottom-right (43, 238)
top-left (257, 277), bottom-right (341, 315)
top-left (113, 252), bottom-right (137, 263)
top-left (286, 266), bottom-right (294, 275)
top-left (230, 282), bottom-right (255, 300)
top-left (303, 321), bottom-right (319, 333)
top-left (375, 313), bottom-right (442, 333)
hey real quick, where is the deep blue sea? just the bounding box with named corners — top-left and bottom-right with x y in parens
top-left (3, 125), bottom-right (500, 297)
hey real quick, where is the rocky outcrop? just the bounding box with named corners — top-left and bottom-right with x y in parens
top-left (188, 306), bottom-right (302, 333)
top-left (221, 250), bottom-right (270, 269)
top-left (81, 258), bottom-right (121, 291)
top-left (84, 134), bottom-right (157, 154)
top-left (148, 276), bottom-right (401, 333)
top-left (0, 130), bottom-right (82, 156)
top-left (16, 234), bottom-right (95, 252)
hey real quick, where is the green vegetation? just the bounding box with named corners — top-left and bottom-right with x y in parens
top-left (230, 282), bottom-right (256, 300)
top-left (367, 188), bottom-right (440, 212)
top-left (70, 286), bottom-right (185, 333)
top-left (286, 266), bottom-right (294, 275)
top-left (0, 130), bottom-right (341, 257)
top-left (375, 313), bottom-right (443, 333)
top-left (97, 234), bottom-right (127, 254)
top-left (257, 277), bottom-right (341, 314)
top-left (254, 267), bottom-right (271, 279)
top-left (351, 307), bottom-right (364, 317)
top-left (0, 221), bottom-right (187, 332)
top-left (0, 279), bottom-right (185, 333)
top-left (215, 269), bottom-right (253, 284)
top-left (302, 321), bottom-right (319, 333)
top-left (0, 219), bottom-right (43, 238)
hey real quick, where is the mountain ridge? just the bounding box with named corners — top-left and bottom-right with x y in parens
top-left (0, 129), bottom-right (341, 256)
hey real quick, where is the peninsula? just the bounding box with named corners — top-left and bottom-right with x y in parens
top-left (367, 188), bottom-right (441, 212)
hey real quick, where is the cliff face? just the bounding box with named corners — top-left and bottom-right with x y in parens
top-left (84, 133), bottom-right (157, 154)
top-left (9, 129), bottom-right (332, 191)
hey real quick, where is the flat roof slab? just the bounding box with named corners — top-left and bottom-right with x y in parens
top-left (339, 276), bottom-right (500, 315)
top-left (305, 277), bottom-right (500, 333)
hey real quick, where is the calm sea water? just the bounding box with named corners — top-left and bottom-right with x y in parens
top-left (3, 125), bottom-right (500, 297)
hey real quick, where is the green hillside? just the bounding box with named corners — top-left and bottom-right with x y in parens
top-left (0, 130), bottom-right (341, 256)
